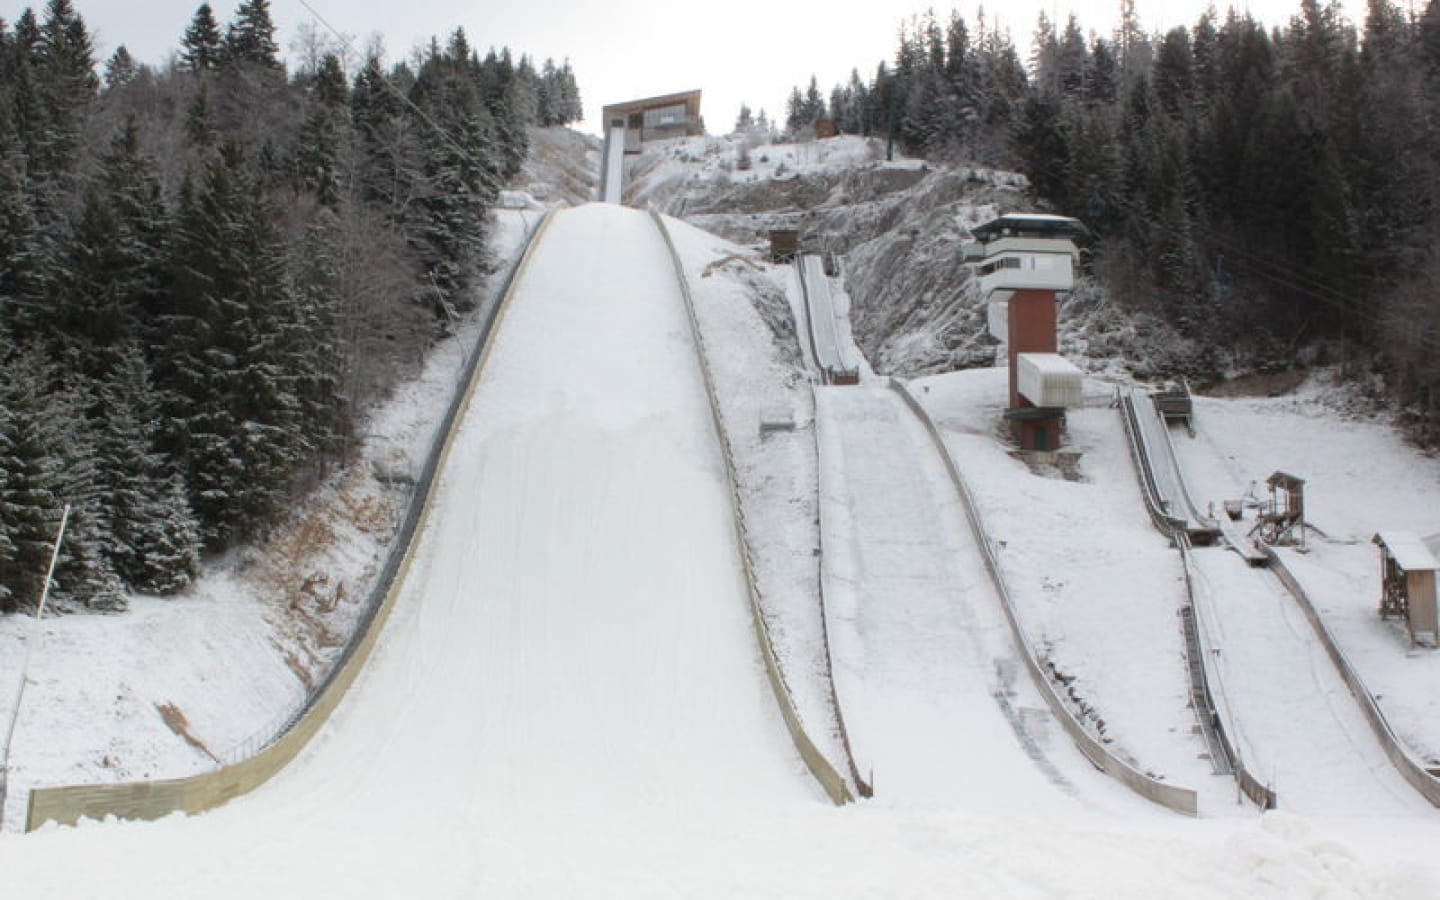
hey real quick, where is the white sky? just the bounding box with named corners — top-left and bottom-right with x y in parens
top-left (27, 0), bottom-right (1370, 136)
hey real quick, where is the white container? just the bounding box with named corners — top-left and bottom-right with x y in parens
top-left (1017, 352), bottom-right (1083, 408)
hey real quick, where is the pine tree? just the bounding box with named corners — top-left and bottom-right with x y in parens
top-left (0, 346), bottom-right (74, 612)
top-left (103, 44), bottom-right (137, 89)
top-left (555, 60), bottom-right (583, 124)
top-left (160, 141), bottom-right (311, 548)
top-left (180, 3), bottom-right (223, 73)
top-left (48, 119), bottom-right (170, 374)
top-left (185, 83), bottom-right (217, 149)
top-left (94, 347), bottom-right (200, 594)
top-left (351, 54), bottom-right (417, 215)
top-left (222, 0), bottom-right (281, 70)
top-left (31, 0), bottom-right (97, 182)
top-left (295, 54), bottom-right (349, 206)
top-left (0, 111), bottom-right (48, 346)
top-left (408, 40), bottom-right (499, 319)
top-left (46, 372), bottom-right (128, 613)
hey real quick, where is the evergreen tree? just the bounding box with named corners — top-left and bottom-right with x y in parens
top-left (0, 346), bottom-right (76, 612)
top-left (351, 54), bottom-right (417, 214)
top-left (408, 39), bottom-right (499, 318)
top-left (180, 3), bottom-right (223, 73)
top-left (185, 82), bottom-right (217, 149)
top-left (48, 120), bottom-right (170, 373)
top-left (222, 0), bottom-right (281, 70)
top-left (29, 0), bottom-right (96, 189)
top-left (160, 141), bottom-right (311, 548)
top-left (94, 347), bottom-right (200, 594)
top-left (103, 44), bottom-right (137, 89)
top-left (295, 53), bottom-right (349, 205)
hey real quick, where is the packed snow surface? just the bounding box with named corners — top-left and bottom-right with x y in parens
top-left (4, 207), bottom-right (1440, 897)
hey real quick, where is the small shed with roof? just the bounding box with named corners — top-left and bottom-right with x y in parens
top-left (1374, 531), bottom-right (1439, 646)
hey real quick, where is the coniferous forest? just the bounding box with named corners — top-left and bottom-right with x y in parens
top-left (787, 1), bottom-right (1440, 440)
top-left (0, 0), bottom-right (582, 613)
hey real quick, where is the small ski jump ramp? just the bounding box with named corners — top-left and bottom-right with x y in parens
top-left (797, 254), bottom-right (857, 384)
top-left (1122, 389), bottom-right (1219, 542)
top-left (815, 385), bottom-right (1144, 813)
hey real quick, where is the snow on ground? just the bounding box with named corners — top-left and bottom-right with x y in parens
top-left (817, 382), bottom-right (1120, 813)
top-left (0, 208), bottom-right (537, 833)
top-left (1188, 545), bottom-right (1429, 815)
top-left (3, 205), bottom-right (1440, 897)
top-left (660, 215), bottom-right (853, 788)
top-left (913, 367), bottom-right (1227, 808)
top-left (1173, 386), bottom-right (1440, 774)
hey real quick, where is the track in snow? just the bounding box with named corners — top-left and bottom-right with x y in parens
top-left (188, 203), bottom-right (812, 886)
top-left (816, 385), bottom-right (1137, 813)
top-left (1189, 548), bottom-right (1431, 815)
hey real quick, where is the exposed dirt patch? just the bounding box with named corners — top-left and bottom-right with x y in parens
top-left (155, 701), bottom-right (220, 763)
top-left (1198, 369), bottom-right (1309, 398)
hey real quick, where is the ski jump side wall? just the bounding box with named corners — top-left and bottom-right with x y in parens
top-left (891, 379), bottom-right (1199, 816)
top-left (649, 211), bottom-right (857, 805)
top-left (26, 210), bottom-right (563, 831)
top-left (1265, 546), bottom-right (1440, 807)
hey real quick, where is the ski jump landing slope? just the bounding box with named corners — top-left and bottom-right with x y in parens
top-left (816, 385), bottom-right (1134, 813)
top-left (144, 202), bottom-right (808, 892)
top-left (1191, 538), bottom-right (1432, 816)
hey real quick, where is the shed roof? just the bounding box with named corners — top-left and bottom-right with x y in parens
top-left (1267, 471), bottom-right (1306, 489)
top-left (1375, 531), bottom-right (1440, 572)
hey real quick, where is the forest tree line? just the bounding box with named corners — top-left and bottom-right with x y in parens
top-left (786, 1), bottom-right (1440, 440)
top-left (0, 0), bottom-right (581, 613)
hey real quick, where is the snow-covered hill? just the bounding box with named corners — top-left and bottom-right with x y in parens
top-left (7, 130), bottom-right (1440, 897)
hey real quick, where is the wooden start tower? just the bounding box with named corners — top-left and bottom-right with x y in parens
top-left (965, 214), bottom-right (1089, 451)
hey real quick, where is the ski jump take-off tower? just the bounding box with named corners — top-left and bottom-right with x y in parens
top-left (965, 214), bottom-right (1089, 452)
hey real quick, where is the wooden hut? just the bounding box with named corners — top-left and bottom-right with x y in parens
top-left (1374, 531), bottom-right (1439, 647)
top-left (768, 228), bottom-right (800, 263)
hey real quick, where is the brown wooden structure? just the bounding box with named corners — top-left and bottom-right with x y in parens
top-left (769, 228), bottom-right (800, 263)
top-left (601, 90), bottom-right (704, 153)
top-left (1374, 531), bottom-right (1439, 646)
top-left (1251, 471), bottom-right (1306, 546)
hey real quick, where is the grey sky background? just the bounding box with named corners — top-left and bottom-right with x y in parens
top-left (25, 0), bottom-right (1369, 136)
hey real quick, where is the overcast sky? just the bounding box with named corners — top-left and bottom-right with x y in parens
top-left (37, 0), bottom-right (1370, 135)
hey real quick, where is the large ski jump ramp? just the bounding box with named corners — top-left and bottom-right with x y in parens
top-left (304, 202), bottom-right (808, 819)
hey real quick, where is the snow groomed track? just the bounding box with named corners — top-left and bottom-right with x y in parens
top-left (815, 383), bottom-right (1177, 814)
